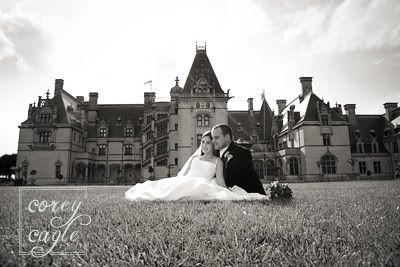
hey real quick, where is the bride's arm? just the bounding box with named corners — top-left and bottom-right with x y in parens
top-left (215, 158), bottom-right (227, 188)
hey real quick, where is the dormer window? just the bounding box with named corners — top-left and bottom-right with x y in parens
top-left (369, 129), bottom-right (376, 138)
top-left (125, 128), bottom-right (133, 137)
top-left (40, 113), bottom-right (52, 124)
top-left (99, 128), bottom-right (108, 137)
top-left (321, 114), bottom-right (328, 126)
top-left (125, 144), bottom-right (133, 155)
top-left (355, 130), bottom-right (361, 139)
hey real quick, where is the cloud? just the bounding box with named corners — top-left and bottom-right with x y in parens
top-left (253, 0), bottom-right (400, 54)
top-left (0, 8), bottom-right (50, 75)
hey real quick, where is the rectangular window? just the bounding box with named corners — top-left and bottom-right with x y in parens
top-left (321, 115), bottom-right (328, 125)
top-left (146, 115), bottom-right (152, 124)
top-left (157, 122), bottom-right (168, 137)
top-left (125, 144), bottom-right (133, 155)
top-left (99, 144), bottom-right (106, 155)
top-left (157, 142), bottom-right (168, 155)
top-left (322, 134), bottom-right (331, 146)
top-left (39, 131), bottom-right (51, 144)
top-left (359, 161), bottom-right (367, 174)
top-left (146, 131), bottom-right (152, 142)
top-left (197, 115), bottom-right (202, 126)
top-left (204, 115), bottom-right (210, 126)
top-left (125, 128), bottom-right (133, 137)
top-left (99, 128), bottom-right (107, 137)
top-left (145, 148), bottom-right (152, 159)
top-left (174, 158), bottom-right (178, 165)
top-left (373, 161), bottom-right (381, 173)
top-left (175, 143), bottom-right (178, 150)
top-left (175, 124), bottom-right (178, 130)
top-left (55, 165), bottom-right (61, 178)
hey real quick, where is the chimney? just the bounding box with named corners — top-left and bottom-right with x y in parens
top-left (144, 92), bottom-right (156, 105)
top-left (344, 104), bottom-right (357, 125)
top-left (383, 102), bottom-right (398, 121)
top-left (299, 77), bottom-right (312, 95)
top-left (276, 99), bottom-right (287, 114)
top-left (89, 92), bottom-right (98, 110)
top-left (28, 104), bottom-right (33, 118)
top-left (247, 98), bottom-right (254, 118)
top-left (76, 96), bottom-right (84, 103)
top-left (88, 92), bottom-right (98, 125)
top-left (54, 79), bottom-right (64, 96)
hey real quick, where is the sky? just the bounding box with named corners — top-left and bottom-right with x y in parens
top-left (0, 0), bottom-right (399, 155)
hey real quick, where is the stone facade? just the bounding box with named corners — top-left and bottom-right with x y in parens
top-left (16, 46), bottom-right (400, 185)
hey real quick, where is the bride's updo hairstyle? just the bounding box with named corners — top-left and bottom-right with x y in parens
top-left (201, 131), bottom-right (219, 157)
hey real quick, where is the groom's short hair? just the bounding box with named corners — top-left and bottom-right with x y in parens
top-left (213, 123), bottom-right (233, 140)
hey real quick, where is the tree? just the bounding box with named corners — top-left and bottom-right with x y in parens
top-left (0, 154), bottom-right (17, 178)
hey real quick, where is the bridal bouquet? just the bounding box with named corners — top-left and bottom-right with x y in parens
top-left (266, 180), bottom-right (293, 200)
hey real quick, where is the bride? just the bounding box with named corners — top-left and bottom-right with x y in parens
top-left (124, 131), bottom-right (269, 201)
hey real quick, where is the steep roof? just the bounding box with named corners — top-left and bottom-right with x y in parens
top-left (21, 92), bottom-right (69, 125)
top-left (228, 111), bottom-right (252, 141)
top-left (256, 98), bottom-right (274, 141)
top-left (228, 99), bottom-right (275, 142)
top-left (280, 92), bottom-right (345, 132)
top-left (87, 104), bottom-right (143, 138)
top-left (182, 48), bottom-right (224, 94)
top-left (348, 115), bottom-right (388, 153)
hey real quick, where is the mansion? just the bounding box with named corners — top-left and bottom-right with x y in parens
top-left (16, 45), bottom-right (400, 185)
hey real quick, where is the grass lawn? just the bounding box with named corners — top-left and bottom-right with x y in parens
top-left (1, 180), bottom-right (400, 266)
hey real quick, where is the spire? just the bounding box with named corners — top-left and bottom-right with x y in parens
top-left (196, 41), bottom-right (206, 54)
top-left (183, 43), bottom-right (224, 94)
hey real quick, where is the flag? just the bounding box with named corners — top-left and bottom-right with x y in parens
top-left (144, 80), bottom-right (152, 85)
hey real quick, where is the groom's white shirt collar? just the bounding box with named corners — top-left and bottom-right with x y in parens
top-left (219, 145), bottom-right (229, 158)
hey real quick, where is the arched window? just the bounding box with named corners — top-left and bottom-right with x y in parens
top-left (206, 102), bottom-right (210, 108)
top-left (196, 102), bottom-right (200, 108)
top-left (321, 154), bottom-right (336, 174)
top-left (288, 157), bottom-right (299, 175)
top-left (265, 160), bottom-right (275, 176)
top-left (253, 160), bottom-right (264, 180)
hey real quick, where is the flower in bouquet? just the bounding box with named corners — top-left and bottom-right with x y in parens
top-left (265, 180), bottom-right (293, 200)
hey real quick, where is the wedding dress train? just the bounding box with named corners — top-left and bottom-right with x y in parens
top-left (124, 157), bottom-right (268, 201)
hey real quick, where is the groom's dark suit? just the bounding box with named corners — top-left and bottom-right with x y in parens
top-left (222, 142), bottom-right (266, 195)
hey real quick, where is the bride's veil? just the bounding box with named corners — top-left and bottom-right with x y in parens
top-left (177, 147), bottom-right (201, 176)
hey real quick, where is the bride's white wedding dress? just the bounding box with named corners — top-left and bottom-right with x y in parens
top-left (124, 157), bottom-right (268, 201)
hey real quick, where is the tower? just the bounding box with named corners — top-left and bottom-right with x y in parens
top-left (176, 43), bottom-right (231, 167)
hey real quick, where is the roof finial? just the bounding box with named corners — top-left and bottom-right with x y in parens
top-left (46, 89), bottom-right (50, 99)
top-left (261, 89), bottom-right (265, 101)
top-left (175, 76), bottom-right (179, 86)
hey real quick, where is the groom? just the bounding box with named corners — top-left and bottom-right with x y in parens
top-left (211, 123), bottom-right (266, 195)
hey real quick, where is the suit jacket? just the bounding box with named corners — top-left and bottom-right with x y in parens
top-left (222, 142), bottom-right (266, 195)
